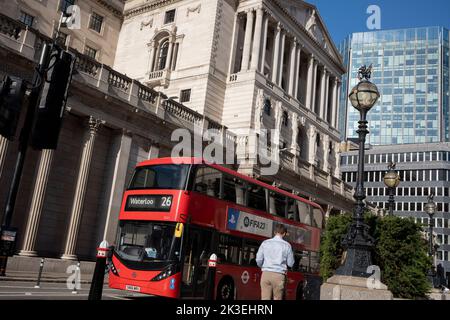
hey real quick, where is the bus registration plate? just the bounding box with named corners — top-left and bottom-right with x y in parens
top-left (125, 285), bottom-right (141, 292)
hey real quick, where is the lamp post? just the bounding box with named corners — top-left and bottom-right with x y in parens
top-left (424, 194), bottom-right (437, 284)
top-left (336, 65), bottom-right (380, 277)
top-left (383, 162), bottom-right (400, 216)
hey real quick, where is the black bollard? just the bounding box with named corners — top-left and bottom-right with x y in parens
top-left (204, 253), bottom-right (217, 300)
top-left (88, 240), bottom-right (109, 300)
top-left (34, 258), bottom-right (45, 288)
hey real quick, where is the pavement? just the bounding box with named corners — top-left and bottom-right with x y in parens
top-left (0, 270), bottom-right (158, 300)
top-left (0, 280), bottom-right (155, 300)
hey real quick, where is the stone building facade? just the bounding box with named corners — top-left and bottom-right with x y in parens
top-left (0, 0), bottom-right (354, 262)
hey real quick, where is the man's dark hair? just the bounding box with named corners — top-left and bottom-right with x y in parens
top-left (275, 224), bottom-right (287, 235)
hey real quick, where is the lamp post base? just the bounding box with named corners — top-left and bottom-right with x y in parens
top-left (335, 245), bottom-right (373, 278)
top-left (320, 275), bottom-right (393, 300)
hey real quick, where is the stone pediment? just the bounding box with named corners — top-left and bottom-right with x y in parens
top-left (275, 0), bottom-right (341, 62)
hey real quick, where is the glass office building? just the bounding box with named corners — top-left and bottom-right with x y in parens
top-left (339, 27), bottom-right (450, 145)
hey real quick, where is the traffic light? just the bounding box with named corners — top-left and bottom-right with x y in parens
top-left (30, 45), bottom-right (75, 150)
top-left (0, 75), bottom-right (27, 140)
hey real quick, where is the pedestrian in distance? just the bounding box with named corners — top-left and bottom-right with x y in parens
top-left (256, 224), bottom-right (295, 300)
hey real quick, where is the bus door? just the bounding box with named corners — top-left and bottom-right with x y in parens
top-left (180, 227), bottom-right (216, 298)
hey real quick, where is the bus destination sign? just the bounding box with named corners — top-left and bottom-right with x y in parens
top-left (125, 195), bottom-right (173, 212)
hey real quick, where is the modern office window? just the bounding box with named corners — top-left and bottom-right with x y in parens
top-left (164, 9), bottom-right (176, 24)
top-left (417, 203), bottom-right (422, 211)
top-left (19, 11), bottom-right (34, 27)
top-left (84, 46), bottom-right (97, 59)
top-left (89, 12), bottom-right (104, 33)
top-left (180, 89), bottom-right (191, 103)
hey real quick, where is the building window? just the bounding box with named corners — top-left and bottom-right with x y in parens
top-left (164, 9), bottom-right (176, 24)
top-left (19, 11), bottom-right (34, 27)
top-left (89, 12), bottom-right (104, 33)
top-left (263, 98), bottom-right (271, 116)
top-left (180, 89), bottom-right (191, 103)
top-left (282, 111), bottom-right (289, 127)
top-left (60, 0), bottom-right (75, 13)
top-left (84, 46), bottom-right (97, 59)
top-left (156, 40), bottom-right (169, 71)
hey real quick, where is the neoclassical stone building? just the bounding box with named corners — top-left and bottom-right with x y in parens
top-left (115, 0), bottom-right (351, 214)
top-left (0, 0), bottom-right (353, 262)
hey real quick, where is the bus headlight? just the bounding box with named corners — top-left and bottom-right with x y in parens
top-left (110, 260), bottom-right (119, 276)
top-left (150, 264), bottom-right (177, 281)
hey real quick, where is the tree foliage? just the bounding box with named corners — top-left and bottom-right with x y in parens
top-left (320, 214), bottom-right (432, 299)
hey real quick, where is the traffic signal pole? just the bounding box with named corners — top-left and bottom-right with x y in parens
top-left (0, 44), bottom-right (50, 276)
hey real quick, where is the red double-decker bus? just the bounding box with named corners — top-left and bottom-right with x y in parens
top-left (108, 157), bottom-right (325, 300)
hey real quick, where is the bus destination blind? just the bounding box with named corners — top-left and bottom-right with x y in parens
top-left (125, 195), bottom-right (173, 212)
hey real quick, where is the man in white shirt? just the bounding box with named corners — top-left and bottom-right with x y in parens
top-left (256, 224), bottom-right (295, 300)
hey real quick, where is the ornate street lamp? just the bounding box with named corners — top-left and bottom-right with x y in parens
top-left (336, 65), bottom-right (380, 277)
top-left (383, 162), bottom-right (400, 216)
top-left (424, 194), bottom-right (437, 284)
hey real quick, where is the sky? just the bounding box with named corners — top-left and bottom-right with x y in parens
top-left (306, 0), bottom-right (450, 45)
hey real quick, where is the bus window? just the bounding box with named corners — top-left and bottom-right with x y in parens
top-left (247, 184), bottom-right (266, 212)
top-left (310, 252), bottom-right (320, 273)
top-left (193, 166), bottom-right (222, 198)
top-left (297, 200), bottom-right (311, 225)
top-left (218, 234), bottom-right (242, 264)
top-left (222, 174), bottom-right (246, 206)
top-left (312, 208), bottom-right (323, 228)
top-left (287, 198), bottom-right (299, 221)
top-left (129, 164), bottom-right (190, 190)
top-left (242, 239), bottom-right (260, 266)
top-left (297, 251), bottom-right (310, 273)
top-left (269, 192), bottom-right (287, 217)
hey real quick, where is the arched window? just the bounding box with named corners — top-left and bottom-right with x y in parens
top-left (156, 39), bottom-right (169, 71)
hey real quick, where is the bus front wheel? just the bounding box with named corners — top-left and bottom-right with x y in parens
top-left (217, 278), bottom-right (235, 300)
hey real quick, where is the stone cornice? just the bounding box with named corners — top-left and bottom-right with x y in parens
top-left (94, 0), bottom-right (125, 19)
top-left (124, 0), bottom-right (183, 19)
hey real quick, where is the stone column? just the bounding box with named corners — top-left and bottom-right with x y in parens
top-left (102, 131), bottom-right (132, 243)
top-left (0, 136), bottom-right (8, 179)
top-left (165, 38), bottom-right (174, 70)
top-left (294, 45), bottom-right (302, 100)
top-left (291, 113), bottom-right (299, 170)
top-left (323, 72), bottom-right (330, 121)
top-left (305, 55), bottom-right (315, 110)
top-left (288, 39), bottom-right (297, 96)
top-left (335, 81), bottom-right (342, 129)
top-left (322, 135), bottom-right (330, 172)
top-left (259, 13), bottom-right (269, 73)
top-left (307, 125), bottom-right (317, 165)
top-left (147, 41), bottom-right (156, 73)
top-left (19, 149), bottom-right (55, 256)
top-left (331, 77), bottom-right (338, 129)
top-left (271, 24), bottom-right (281, 83)
top-left (61, 116), bottom-right (102, 260)
top-left (334, 142), bottom-right (341, 178)
top-left (277, 31), bottom-right (286, 87)
top-left (311, 61), bottom-right (319, 112)
top-left (241, 9), bottom-right (254, 71)
top-left (149, 144), bottom-right (160, 159)
top-left (318, 67), bottom-right (327, 118)
top-left (250, 7), bottom-right (263, 70)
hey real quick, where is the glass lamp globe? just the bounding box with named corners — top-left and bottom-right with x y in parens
top-left (348, 80), bottom-right (380, 112)
top-left (383, 171), bottom-right (400, 188)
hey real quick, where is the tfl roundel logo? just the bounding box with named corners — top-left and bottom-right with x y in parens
top-left (243, 216), bottom-right (250, 227)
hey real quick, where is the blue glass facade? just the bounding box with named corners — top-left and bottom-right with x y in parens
top-left (339, 27), bottom-right (450, 145)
